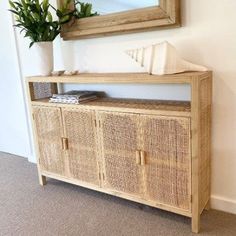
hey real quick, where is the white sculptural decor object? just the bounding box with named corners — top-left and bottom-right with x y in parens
top-left (125, 41), bottom-right (208, 75)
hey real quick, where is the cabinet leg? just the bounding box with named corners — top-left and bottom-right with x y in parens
top-left (204, 199), bottom-right (211, 211)
top-left (39, 175), bottom-right (47, 186)
top-left (191, 214), bottom-right (200, 233)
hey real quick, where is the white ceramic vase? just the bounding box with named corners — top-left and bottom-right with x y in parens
top-left (34, 41), bottom-right (53, 76)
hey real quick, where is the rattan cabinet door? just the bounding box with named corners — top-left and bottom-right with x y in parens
top-left (62, 108), bottom-right (100, 186)
top-left (141, 115), bottom-right (191, 211)
top-left (98, 111), bottom-right (143, 197)
top-left (33, 106), bottom-right (65, 175)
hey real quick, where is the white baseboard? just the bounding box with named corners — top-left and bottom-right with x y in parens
top-left (28, 155), bottom-right (36, 163)
top-left (211, 195), bottom-right (236, 215)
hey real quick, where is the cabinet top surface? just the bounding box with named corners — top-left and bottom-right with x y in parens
top-left (26, 72), bottom-right (212, 84)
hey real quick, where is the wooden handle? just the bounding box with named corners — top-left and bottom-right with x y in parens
top-left (136, 150), bottom-right (141, 165)
top-left (62, 138), bottom-right (69, 150)
top-left (140, 151), bottom-right (146, 166)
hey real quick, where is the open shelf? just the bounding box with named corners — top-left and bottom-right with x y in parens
top-left (31, 97), bottom-right (191, 117)
top-left (27, 72), bottom-right (210, 84)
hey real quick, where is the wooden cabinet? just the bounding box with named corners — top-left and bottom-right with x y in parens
top-left (33, 105), bottom-right (192, 209)
top-left (27, 72), bottom-right (212, 233)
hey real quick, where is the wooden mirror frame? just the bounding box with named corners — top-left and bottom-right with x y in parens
top-left (59, 0), bottom-right (180, 40)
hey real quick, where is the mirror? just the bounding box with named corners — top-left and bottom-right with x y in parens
top-left (84, 0), bottom-right (159, 15)
top-left (60, 0), bottom-right (180, 40)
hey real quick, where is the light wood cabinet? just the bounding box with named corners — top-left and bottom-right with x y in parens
top-left (26, 72), bottom-right (212, 233)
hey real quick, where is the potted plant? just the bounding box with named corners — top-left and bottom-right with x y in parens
top-left (74, 1), bottom-right (98, 18)
top-left (9, 0), bottom-right (74, 76)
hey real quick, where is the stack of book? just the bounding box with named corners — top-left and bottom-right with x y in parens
top-left (49, 90), bottom-right (99, 104)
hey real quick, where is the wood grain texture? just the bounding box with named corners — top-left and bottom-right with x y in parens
top-left (190, 76), bottom-right (201, 233)
top-left (199, 75), bottom-right (212, 213)
top-left (27, 72), bottom-right (211, 84)
top-left (31, 98), bottom-right (191, 117)
top-left (27, 71), bottom-right (212, 233)
top-left (190, 71), bottom-right (212, 233)
top-left (58, 0), bottom-right (181, 40)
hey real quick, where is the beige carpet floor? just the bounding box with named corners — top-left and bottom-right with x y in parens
top-left (0, 152), bottom-right (236, 236)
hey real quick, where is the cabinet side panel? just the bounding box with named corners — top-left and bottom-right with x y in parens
top-left (32, 106), bottom-right (65, 175)
top-left (199, 77), bottom-right (212, 212)
top-left (29, 82), bottom-right (57, 101)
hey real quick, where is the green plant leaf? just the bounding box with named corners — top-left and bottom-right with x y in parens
top-left (9, 1), bottom-right (16, 9)
top-left (35, 0), bottom-right (40, 11)
top-left (14, 23), bottom-right (23, 27)
top-left (47, 12), bottom-right (52, 22)
top-left (74, 1), bottom-right (98, 19)
top-left (42, 0), bottom-right (49, 11)
top-left (85, 4), bottom-right (92, 17)
top-left (21, 0), bottom-right (27, 10)
top-left (32, 12), bottom-right (40, 21)
top-left (59, 15), bottom-right (70, 24)
top-left (56, 9), bottom-right (63, 17)
top-left (9, 9), bottom-right (19, 15)
top-left (9, 0), bottom-right (76, 47)
top-left (42, 26), bottom-right (49, 41)
top-left (29, 41), bottom-right (34, 48)
top-left (20, 28), bottom-right (25, 33)
top-left (14, 2), bottom-right (23, 8)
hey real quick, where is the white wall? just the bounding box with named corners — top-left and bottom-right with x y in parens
top-left (57, 0), bottom-right (236, 214)
top-left (5, 0), bottom-right (236, 214)
top-left (0, 1), bottom-right (31, 159)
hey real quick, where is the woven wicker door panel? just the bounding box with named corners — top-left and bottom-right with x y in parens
top-left (62, 108), bottom-right (99, 186)
top-left (141, 115), bottom-right (191, 210)
top-left (99, 112), bottom-right (143, 197)
top-left (33, 106), bottom-right (65, 175)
